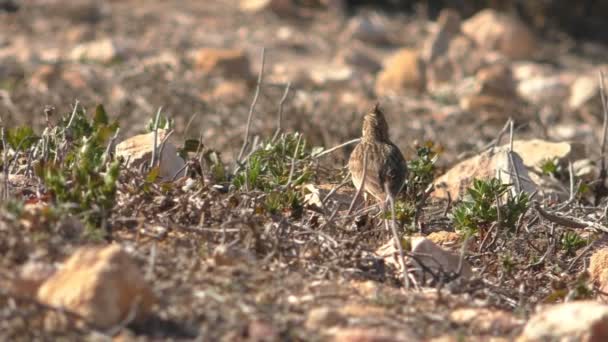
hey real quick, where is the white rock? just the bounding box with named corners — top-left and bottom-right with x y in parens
top-left (344, 15), bottom-right (390, 45)
top-left (569, 74), bottom-right (599, 110)
top-left (434, 146), bottom-right (537, 200)
top-left (516, 75), bottom-right (571, 105)
top-left (518, 301), bottom-right (608, 341)
top-left (375, 237), bottom-right (473, 280)
top-left (69, 39), bottom-right (120, 63)
top-left (115, 129), bottom-right (186, 180)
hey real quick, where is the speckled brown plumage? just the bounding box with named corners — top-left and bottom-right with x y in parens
top-left (348, 104), bottom-right (407, 203)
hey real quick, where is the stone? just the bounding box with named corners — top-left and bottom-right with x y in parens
top-left (115, 129), bottom-right (186, 181)
top-left (69, 38), bottom-right (121, 64)
top-left (569, 73), bottom-right (600, 110)
top-left (334, 46), bottom-right (381, 73)
top-left (202, 80), bottom-right (249, 105)
top-left (29, 64), bottom-right (58, 92)
top-left (338, 303), bottom-right (387, 318)
top-left (589, 248), bottom-right (608, 290)
top-left (37, 245), bottom-right (155, 329)
top-left (459, 62), bottom-right (525, 122)
top-left (511, 62), bottom-right (556, 82)
top-left (518, 301), bottom-right (608, 341)
top-left (516, 74), bottom-right (572, 105)
top-left (573, 159), bottom-right (598, 182)
top-left (210, 244), bottom-right (256, 267)
top-left (239, 0), bottom-right (296, 16)
top-left (409, 237), bottom-right (473, 279)
top-left (505, 139), bottom-right (585, 171)
top-left (375, 237), bottom-right (472, 280)
top-left (375, 48), bottom-right (426, 95)
top-left (331, 327), bottom-right (417, 342)
top-left (422, 8), bottom-right (462, 63)
top-left (426, 231), bottom-right (465, 249)
top-left (305, 307), bottom-right (346, 330)
top-left (449, 307), bottom-right (523, 334)
top-left (6, 261), bottom-right (56, 298)
top-left (308, 64), bottom-right (354, 86)
top-left (433, 147), bottom-right (537, 200)
top-left (462, 9), bottom-right (537, 60)
top-left (193, 48), bottom-right (251, 80)
top-left (343, 15), bottom-right (391, 46)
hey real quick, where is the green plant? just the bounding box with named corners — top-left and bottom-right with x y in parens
top-left (232, 132), bottom-right (319, 216)
top-left (384, 199), bottom-right (415, 227)
top-left (452, 178), bottom-right (529, 237)
top-left (539, 158), bottom-right (561, 177)
top-left (560, 231), bottom-right (587, 255)
top-left (145, 112), bottom-right (174, 133)
top-left (34, 104), bottom-right (120, 238)
top-left (232, 132), bottom-right (315, 191)
top-left (406, 142), bottom-right (439, 202)
top-left (264, 189), bottom-right (303, 218)
top-left (501, 253), bottom-right (515, 275)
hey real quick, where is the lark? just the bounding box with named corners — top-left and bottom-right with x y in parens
top-left (348, 104), bottom-right (407, 206)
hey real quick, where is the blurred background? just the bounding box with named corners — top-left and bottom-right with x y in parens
top-left (1, 0), bottom-right (607, 168)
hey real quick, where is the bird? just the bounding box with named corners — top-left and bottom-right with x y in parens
top-left (348, 104), bottom-right (407, 206)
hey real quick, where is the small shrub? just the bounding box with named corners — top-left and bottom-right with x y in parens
top-left (452, 178), bottom-right (529, 237)
top-left (406, 142), bottom-right (439, 202)
top-left (232, 132), bottom-right (315, 191)
top-left (34, 104), bottom-right (120, 237)
top-left (560, 231), bottom-right (587, 255)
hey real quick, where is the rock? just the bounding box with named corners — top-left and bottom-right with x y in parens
top-left (569, 73), bottom-right (600, 110)
top-left (343, 15), bottom-right (391, 46)
top-left (427, 231), bottom-right (466, 250)
top-left (375, 237), bottom-right (472, 280)
top-left (202, 80), bottom-right (249, 105)
top-left (518, 301), bottom-right (608, 341)
top-left (210, 244), bottom-right (256, 267)
top-left (308, 64), bottom-right (354, 86)
top-left (589, 248), bottom-right (608, 292)
top-left (573, 159), bottom-right (598, 182)
top-left (462, 9), bottom-right (536, 60)
top-left (6, 261), bottom-right (56, 298)
top-left (433, 146), bottom-right (537, 200)
top-left (511, 62), bottom-right (556, 82)
top-left (239, 0), bottom-right (297, 16)
top-left (422, 8), bottom-right (462, 63)
top-left (37, 245), bottom-right (155, 329)
top-left (305, 307), bottom-right (346, 330)
top-left (375, 48), bottom-right (426, 95)
top-left (69, 38), bottom-right (121, 64)
top-left (449, 307), bottom-right (523, 334)
top-left (459, 62), bottom-right (525, 122)
top-left (334, 45), bottom-right (381, 73)
top-left (61, 66), bottom-right (89, 89)
top-left (506, 139), bottom-right (585, 170)
top-left (331, 327), bottom-right (417, 342)
top-left (516, 74), bottom-right (572, 106)
top-left (338, 303), bottom-right (388, 318)
top-left (115, 129), bottom-right (186, 180)
top-left (409, 237), bottom-right (473, 279)
top-left (193, 48), bottom-right (251, 80)
top-left (29, 64), bottom-right (58, 92)
top-left (248, 320), bottom-right (279, 341)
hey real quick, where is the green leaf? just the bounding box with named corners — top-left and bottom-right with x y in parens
top-left (6, 126), bottom-right (37, 150)
top-left (94, 104), bottom-right (109, 127)
top-left (146, 166), bottom-right (160, 183)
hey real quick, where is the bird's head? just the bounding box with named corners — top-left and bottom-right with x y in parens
top-left (362, 103), bottom-right (390, 143)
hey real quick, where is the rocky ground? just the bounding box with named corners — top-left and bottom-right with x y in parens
top-left (3, 0), bottom-right (608, 341)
